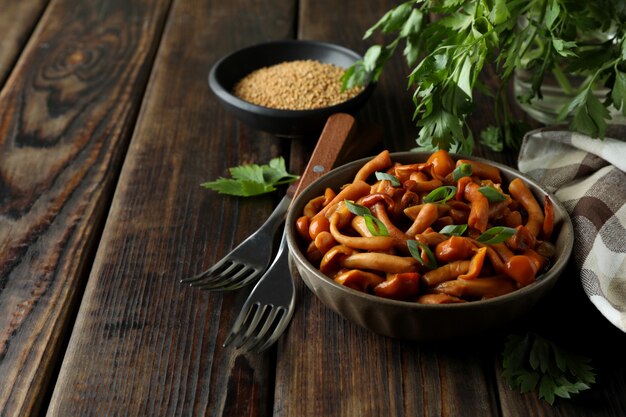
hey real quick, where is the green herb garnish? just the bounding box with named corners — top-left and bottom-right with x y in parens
top-left (342, 0), bottom-right (626, 152)
top-left (439, 224), bottom-right (468, 236)
top-left (345, 200), bottom-right (389, 236)
top-left (344, 199), bottom-right (372, 217)
top-left (476, 226), bottom-right (516, 244)
top-left (502, 333), bottom-right (595, 405)
top-left (478, 186), bottom-right (507, 203)
top-left (363, 214), bottom-right (389, 237)
top-left (201, 157), bottom-right (299, 197)
top-left (423, 185), bottom-right (457, 204)
top-left (452, 163), bottom-right (472, 181)
top-left (375, 171), bottom-right (401, 187)
top-left (407, 240), bottom-right (437, 269)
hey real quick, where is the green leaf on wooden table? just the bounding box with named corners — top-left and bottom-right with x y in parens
top-left (201, 157), bottom-right (299, 197)
top-left (264, 157), bottom-right (300, 185)
top-left (201, 178), bottom-right (275, 197)
top-left (229, 163), bottom-right (265, 183)
top-left (502, 333), bottom-right (595, 405)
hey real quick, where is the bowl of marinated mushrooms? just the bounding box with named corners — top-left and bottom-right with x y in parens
top-left (285, 150), bottom-right (574, 340)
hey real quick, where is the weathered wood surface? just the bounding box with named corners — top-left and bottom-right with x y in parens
top-left (0, 0), bottom-right (50, 87)
top-left (46, 0), bottom-right (294, 416)
top-left (0, 0), bottom-right (172, 415)
top-left (1, 0), bottom-right (625, 416)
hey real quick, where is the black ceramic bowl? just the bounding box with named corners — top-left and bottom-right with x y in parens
top-left (286, 152), bottom-right (574, 341)
top-left (208, 40), bottom-right (375, 137)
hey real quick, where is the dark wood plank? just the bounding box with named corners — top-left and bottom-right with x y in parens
top-left (0, 0), bottom-right (49, 88)
top-left (0, 0), bottom-right (172, 415)
top-left (45, 0), bottom-right (296, 416)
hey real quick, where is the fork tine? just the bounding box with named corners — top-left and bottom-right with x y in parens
top-left (223, 302), bottom-right (258, 348)
top-left (254, 307), bottom-right (293, 353)
top-left (182, 196), bottom-right (290, 290)
top-left (180, 259), bottom-right (234, 284)
top-left (197, 266), bottom-right (259, 291)
top-left (240, 307), bottom-right (285, 352)
top-left (234, 304), bottom-right (270, 349)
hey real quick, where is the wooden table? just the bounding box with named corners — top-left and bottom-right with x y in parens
top-left (1, 1), bottom-right (624, 416)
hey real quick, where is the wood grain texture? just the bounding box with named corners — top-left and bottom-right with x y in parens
top-left (0, 0), bottom-right (172, 415)
top-left (0, 0), bottom-right (50, 88)
top-left (45, 0), bottom-right (295, 416)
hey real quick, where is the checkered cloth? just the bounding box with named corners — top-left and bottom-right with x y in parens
top-left (518, 126), bottom-right (626, 333)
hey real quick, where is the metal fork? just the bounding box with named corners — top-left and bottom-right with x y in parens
top-left (220, 113), bottom-right (359, 352)
top-left (222, 230), bottom-right (294, 352)
top-left (181, 195), bottom-right (290, 290)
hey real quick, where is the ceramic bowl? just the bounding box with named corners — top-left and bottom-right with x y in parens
top-left (208, 40), bottom-right (375, 138)
top-left (285, 152), bottom-right (574, 340)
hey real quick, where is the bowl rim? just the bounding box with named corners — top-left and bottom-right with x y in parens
top-left (286, 151), bottom-right (574, 310)
top-left (207, 39), bottom-right (375, 117)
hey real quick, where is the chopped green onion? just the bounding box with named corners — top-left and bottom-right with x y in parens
top-left (344, 199), bottom-right (371, 217)
top-left (407, 240), bottom-right (437, 269)
top-left (423, 185), bottom-right (457, 204)
top-left (375, 171), bottom-right (401, 187)
top-left (344, 200), bottom-right (389, 236)
top-left (476, 226), bottom-right (517, 244)
top-left (479, 186), bottom-right (507, 203)
top-left (453, 163), bottom-right (472, 181)
top-left (364, 214), bottom-right (389, 236)
top-left (439, 224), bottom-right (468, 236)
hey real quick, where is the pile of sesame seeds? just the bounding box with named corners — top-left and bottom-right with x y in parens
top-left (232, 60), bottom-right (363, 110)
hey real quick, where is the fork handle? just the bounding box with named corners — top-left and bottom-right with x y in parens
top-left (252, 194), bottom-right (290, 238)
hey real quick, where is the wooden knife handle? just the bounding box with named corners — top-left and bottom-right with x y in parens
top-left (288, 113), bottom-right (357, 198)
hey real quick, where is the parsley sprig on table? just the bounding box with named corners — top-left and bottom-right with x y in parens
top-left (343, 0), bottom-right (626, 153)
top-left (502, 333), bottom-right (595, 405)
top-left (201, 157), bottom-right (299, 197)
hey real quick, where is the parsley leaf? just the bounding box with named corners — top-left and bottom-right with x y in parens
top-left (502, 333), bottom-right (595, 405)
top-left (201, 157), bottom-right (299, 197)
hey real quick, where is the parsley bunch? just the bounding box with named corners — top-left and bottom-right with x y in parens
top-left (343, 0), bottom-right (626, 153)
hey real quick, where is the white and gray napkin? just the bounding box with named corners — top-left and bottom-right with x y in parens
top-left (518, 126), bottom-right (626, 332)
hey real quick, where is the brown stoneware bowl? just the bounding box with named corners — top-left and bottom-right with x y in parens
top-left (208, 40), bottom-right (375, 138)
top-left (285, 152), bottom-right (574, 340)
